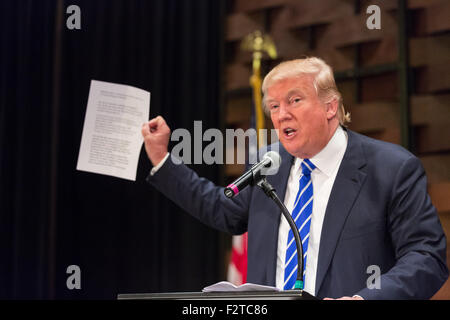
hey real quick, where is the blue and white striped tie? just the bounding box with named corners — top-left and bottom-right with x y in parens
top-left (283, 159), bottom-right (316, 290)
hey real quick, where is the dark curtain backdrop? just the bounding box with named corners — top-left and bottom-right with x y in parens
top-left (0, 0), bottom-right (227, 299)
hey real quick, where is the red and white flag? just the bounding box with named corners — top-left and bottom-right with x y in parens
top-left (227, 232), bottom-right (248, 285)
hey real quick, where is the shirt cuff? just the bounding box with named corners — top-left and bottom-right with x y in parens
top-left (150, 152), bottom-right (170, 176)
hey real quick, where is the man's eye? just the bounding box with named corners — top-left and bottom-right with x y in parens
top-left (292, 98), bottom-right (301, 103)
top-left (270, 105), bottom-right (279, 110)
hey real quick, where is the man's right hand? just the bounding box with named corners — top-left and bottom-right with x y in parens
top-left (141, 116), bottom-right (171, 166)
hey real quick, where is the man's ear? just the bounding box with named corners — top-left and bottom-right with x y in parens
top-left (326, 98), bottom-right (339, 120)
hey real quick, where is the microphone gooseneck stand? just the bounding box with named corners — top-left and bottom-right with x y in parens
top-left (257, 178), bottom-right (305, 291)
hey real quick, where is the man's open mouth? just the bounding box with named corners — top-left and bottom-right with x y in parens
top-left (283, 128), bottom-right (297, 138)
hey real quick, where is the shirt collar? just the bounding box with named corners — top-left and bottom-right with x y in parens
top-left (295, 126), bottom-right (348, 177)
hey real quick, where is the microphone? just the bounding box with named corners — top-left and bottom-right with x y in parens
top-left (224, 151), bottom-right (281, 198)
top-left (223, 150), bottom-right (307, 291)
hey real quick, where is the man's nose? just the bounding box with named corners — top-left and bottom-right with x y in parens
top-left (278, 103), bottom-right (292, 121)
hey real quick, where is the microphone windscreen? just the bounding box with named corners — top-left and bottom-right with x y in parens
top-left (261, 151), bottom-right (281, 176)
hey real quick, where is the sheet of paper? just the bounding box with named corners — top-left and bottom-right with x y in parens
top-left (76, 80), bottom-right (150, 181)
top-left (202, 281), bottom-right (280, 292)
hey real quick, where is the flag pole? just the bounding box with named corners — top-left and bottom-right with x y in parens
top-left (227, 31), bottom-right (277, 286)
top-left (241, 30), bottom-right (277, 148)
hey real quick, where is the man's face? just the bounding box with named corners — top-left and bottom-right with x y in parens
top-left (266, 75), bottom-right (334, 159)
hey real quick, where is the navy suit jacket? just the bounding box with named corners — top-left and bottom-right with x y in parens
top-left (147, 129), bottom-right (448, 299)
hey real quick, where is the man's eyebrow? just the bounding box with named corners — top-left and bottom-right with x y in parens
top-left (264, 88), bottom-right (304, 104)
top-left (286, 88), bottom-right (303, 97)
top-left (264, 97), bottom-right (278, 104)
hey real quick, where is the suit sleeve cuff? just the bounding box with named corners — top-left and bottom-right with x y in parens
top-left (150, 152), bottom-right (170, 176)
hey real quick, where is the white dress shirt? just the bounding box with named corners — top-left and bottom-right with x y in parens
top-left (275, 126), bottom-right (348, 295)
top-left (150, 152), bottom-right (170, 176)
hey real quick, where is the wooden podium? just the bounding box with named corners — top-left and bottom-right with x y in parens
top-left (117, 290), bottom-right (316, 300)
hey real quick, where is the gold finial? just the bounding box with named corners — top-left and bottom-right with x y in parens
top-left (241, 31), bottom-right (277, 73)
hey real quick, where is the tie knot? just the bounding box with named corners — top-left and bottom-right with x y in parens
top-left (301, 159), bottom-right (315, 175)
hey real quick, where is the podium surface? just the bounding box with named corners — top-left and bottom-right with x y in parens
top-left (117, 290), bottom-right (316, 300)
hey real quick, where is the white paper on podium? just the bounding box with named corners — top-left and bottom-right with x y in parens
top-left (76, 80), bottom-right (150, 181)
top-left (202, 281), bottom-right (280, 292)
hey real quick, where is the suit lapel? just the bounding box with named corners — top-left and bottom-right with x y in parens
top-left (314, 130), bottom-right (367, 295)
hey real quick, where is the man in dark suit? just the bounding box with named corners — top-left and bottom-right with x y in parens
top-left (141, 57), bottom-right (448, 299)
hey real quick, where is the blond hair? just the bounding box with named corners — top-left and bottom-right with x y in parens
top-left (262, 57), bottom-right (351, 126)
